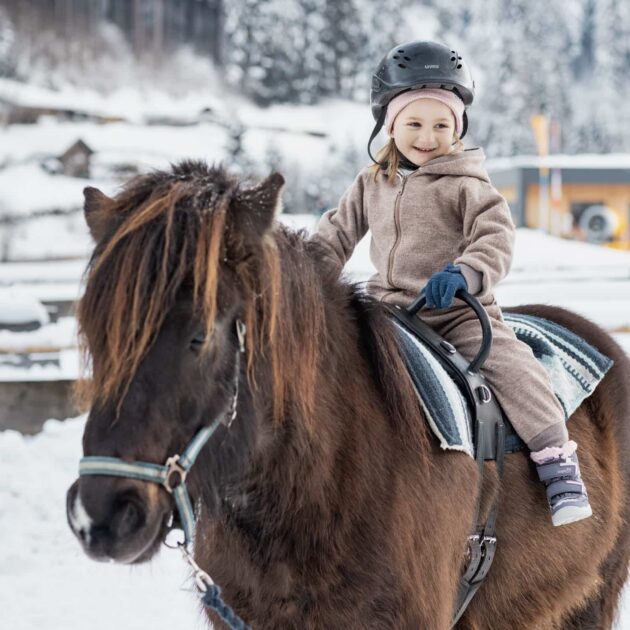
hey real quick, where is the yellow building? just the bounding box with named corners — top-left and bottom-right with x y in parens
top-left (486, 154), bottom-right (630, 250)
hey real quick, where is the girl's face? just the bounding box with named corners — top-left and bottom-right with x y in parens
top-left (391, 99), bottom-right (456, 166)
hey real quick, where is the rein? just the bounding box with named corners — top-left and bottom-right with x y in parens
top-left (79, 319), bottom-right (252, 630)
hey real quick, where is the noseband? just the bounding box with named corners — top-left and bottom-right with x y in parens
top-left (78, 319), bottom-right (247, 549)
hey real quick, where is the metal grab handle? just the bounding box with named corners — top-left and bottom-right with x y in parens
top-left (404, 288), bottom-right (493, 375)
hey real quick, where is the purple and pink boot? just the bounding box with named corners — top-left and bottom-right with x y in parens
top-left (530, 440), bottom-right (592, 527)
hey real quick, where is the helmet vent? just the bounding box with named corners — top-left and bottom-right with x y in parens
top-left (457, 64), bottom-right (462, 69)
top-left (393, 55), bottom-right (399, 59)
top-left (403, 56), bottom-right (411, 61)
top-left (398, 64), bottom-right (407, 69)
top-left (397, 49), bottom-right (405, 53)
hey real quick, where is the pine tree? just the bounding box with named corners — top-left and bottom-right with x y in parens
top-left (355, 0), bottom-right (403, 101)
top-left (573, 0), bottom-right (596, 81)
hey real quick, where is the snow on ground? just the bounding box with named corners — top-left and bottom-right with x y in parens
top-left (0, 164), bottom-right (98, 216)
top-left (0, 416), bottom-right (202, 630)
top-left (613, 334), bottom-right (630, 356)
top-left (0, 119), bottom-right (228, 174)
top-left (0, 95), bottom-right (371, 204)
top-left (0, 94), bottom-right (373, 260)
top-left (1, 229), bottom-right (630, 629)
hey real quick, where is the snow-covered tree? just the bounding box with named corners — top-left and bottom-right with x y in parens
top-left (573, 0), bottom-right (630, 152)
top-left (0, 6), bottom-right (15, 78)
top-left (315, 0), bottom-right (364, 97)
top-left (1, 0), bottom-right (629, 156)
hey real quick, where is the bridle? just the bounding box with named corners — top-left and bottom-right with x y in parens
top-left (78, 319), bottom-right (252, 630)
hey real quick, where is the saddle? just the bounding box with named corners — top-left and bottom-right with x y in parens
top-left (384, 297), bottom-right (515, 461)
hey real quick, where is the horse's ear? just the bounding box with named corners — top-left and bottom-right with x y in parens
top-left (231, 172), bottom-right (285, 238)
top-left (83, 187), bottom-right (116, 243)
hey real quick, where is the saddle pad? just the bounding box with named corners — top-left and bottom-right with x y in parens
top-left (392, 312), bottom-right (614, 457)
top-left (502, 313), bottom-right (614, 419)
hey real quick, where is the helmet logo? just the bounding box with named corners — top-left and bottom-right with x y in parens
top-left (425, 64), bottom-right (439, 69)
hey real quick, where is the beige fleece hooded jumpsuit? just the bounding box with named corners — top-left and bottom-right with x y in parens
top-left (310, 148), bottom-right (568, 450)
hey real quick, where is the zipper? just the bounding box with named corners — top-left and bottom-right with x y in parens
top-left (387, 173), bottom-right (407, 287)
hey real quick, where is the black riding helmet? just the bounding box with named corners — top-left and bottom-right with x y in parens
top-left (368, 41), bottom-right (475, 164)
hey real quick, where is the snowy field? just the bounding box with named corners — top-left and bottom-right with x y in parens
top-left (1, 226), bottom-right (630, 629)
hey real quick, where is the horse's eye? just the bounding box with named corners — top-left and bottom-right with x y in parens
top-left (190, 331), bottom-right (206, 349)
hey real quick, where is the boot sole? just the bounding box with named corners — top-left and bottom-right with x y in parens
top-left (552, 504), bottom-right (593, 527)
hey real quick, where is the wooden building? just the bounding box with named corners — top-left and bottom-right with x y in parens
top-left (59, 139), bottom-right (94, 178)
top-left (486, 154), bottom-right (630, 249)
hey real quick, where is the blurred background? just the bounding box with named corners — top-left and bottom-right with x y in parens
top-left (1, 0), bottom-right (630, 248)
top-left (1, 2), bottom-right (630, 628)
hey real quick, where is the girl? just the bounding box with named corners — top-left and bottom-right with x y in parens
top-left (310, 40), bottom-right (591, 527)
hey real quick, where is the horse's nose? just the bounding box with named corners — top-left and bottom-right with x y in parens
top-left (66, 477), bottom-right (147, 557)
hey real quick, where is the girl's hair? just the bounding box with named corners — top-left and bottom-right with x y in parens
top-left (370, 135), bottom-right (465, 183)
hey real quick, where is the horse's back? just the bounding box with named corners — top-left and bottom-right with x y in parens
top-left (465, 304), bottom-right (630, 629)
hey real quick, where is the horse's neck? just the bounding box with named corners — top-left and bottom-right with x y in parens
top-left (224, 278), bottom-right (411, 559)
top-left (195, 256), bottom-right (475, 626)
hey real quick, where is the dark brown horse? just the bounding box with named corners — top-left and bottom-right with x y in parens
top-left (66, 161), bottom-right (630, 629)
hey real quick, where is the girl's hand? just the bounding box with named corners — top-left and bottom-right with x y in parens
top-left (425, 264), bottom-right (468, 309)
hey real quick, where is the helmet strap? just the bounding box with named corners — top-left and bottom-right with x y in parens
top-left (460, 111), bottom-right (468, 140)
top-left (396, 150), bottom-right (419, 171)
top-left (367, 108), bottom-right (387, 167)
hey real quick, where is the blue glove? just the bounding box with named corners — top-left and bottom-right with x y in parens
top-left (425, 263), bottom-right (468, 309)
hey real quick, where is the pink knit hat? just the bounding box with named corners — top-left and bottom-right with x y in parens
top-left (385, 88), bottom-right (465, 137)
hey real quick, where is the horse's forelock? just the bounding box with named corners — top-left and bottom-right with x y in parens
top-left (75, 164), bottom-right (242, 412)
top-left (74, 164), bottom-right (314, 430)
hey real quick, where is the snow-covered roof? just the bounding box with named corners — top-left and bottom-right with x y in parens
top-left (0, 164), bottom-right (99, 216)
top-left (486, 153), bottom-right (630, 172)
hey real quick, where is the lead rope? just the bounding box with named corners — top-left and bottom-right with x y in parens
top-left (179, 543), bottom-right (252, 630)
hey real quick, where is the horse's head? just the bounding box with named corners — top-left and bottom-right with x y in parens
top-left (66, 162), bottom-right (286, 564)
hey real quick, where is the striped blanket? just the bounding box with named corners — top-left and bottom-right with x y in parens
top-left (392, 312), bottom-right (614, 457)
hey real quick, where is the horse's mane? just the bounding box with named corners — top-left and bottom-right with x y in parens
top-left (76, 162), bottom-right (317, 422)
top-left (76, 161), bottom-right (427, 451)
